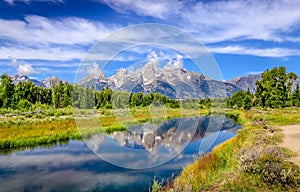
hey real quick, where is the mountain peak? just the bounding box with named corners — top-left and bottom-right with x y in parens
top-left (78, 63), bottom-right (240, 98)
top-left (227, 73), bottom-right (262, 93)
top-left (13, 74), bottom-right (30, 81)
top-left (42, 75), bottom-right (60, 88)
top-left (12, 74), bottom-right (45, 87)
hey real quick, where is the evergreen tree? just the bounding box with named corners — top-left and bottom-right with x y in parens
top-left (0, 74), bottom-right (14, 108)
top-left (292, 84), bottom-right (300, 107)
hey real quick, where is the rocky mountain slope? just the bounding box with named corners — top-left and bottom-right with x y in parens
top-left (12, 74), bottom-right (46, 87)
top-left (79, 62), bottom-right (241, 99)
top-left (12, 74), bottom-right (60, 88)
top-left (227, 74), bottom-right (261, 93)
top-left (11, 65), bottom-right (300, 99)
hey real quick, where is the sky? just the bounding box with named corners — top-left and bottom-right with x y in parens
top-left (1, 0), bottom-right (300, 82)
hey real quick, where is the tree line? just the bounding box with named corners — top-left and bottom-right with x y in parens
top-left (0, 73), bottom-right (180, 110)
top-left (227, 66), bottom-right (300, 110)
top-left (1, 66), bottom-right (299, 111)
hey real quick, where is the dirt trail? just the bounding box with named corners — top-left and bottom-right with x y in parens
top-left (279, 125), bottom-right (300, 166)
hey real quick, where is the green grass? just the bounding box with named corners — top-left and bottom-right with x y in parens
top-left (156, 108), bottom-right (300, 192)
top-left (0, 107), bottom-right (205, 150)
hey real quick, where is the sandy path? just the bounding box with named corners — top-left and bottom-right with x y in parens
top-left (279, 125), bottom-right (300, 166)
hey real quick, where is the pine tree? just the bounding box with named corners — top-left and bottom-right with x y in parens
top-left (0, 74), bottom-right (14, 108)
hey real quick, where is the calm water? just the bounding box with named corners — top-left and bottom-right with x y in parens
top-left (0, 116), bottom-right (240, 192)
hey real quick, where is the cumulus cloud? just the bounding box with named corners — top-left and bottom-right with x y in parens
top-left (18, 63), bottom-right (35, 75)
top-left (147, 50), bottom-right (158, 60)
top-left (9, 58), bottom-right (36, 75)
top-left (173, 54), bottom-right (183, 69)
top-left (165, 54), bottom-right (184, 69)
top-left (145, 50), bottom-right (184, 69)
top-left (146, 50), bottom-right (159, 68)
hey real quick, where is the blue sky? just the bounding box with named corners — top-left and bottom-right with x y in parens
top-left (1, 0), bottom-right (300, 82)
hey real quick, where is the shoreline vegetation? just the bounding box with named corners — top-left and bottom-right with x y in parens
top-left (0, 107), bottom-right (209, 150)
top-left (151, 108), bottom-right (300, 191)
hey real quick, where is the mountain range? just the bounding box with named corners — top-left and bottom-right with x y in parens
top-left (10, 64), bottom-right (300, 98)
top-left (12, 74), bottom-right (59, 88)
top-left (79, 62), bottom-right (241, 98)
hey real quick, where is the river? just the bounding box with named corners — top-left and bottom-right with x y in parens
top-left (0, 116), bottom-right (240, 192)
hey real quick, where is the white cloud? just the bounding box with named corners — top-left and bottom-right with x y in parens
top-left (208, 45), bottom-right (300, 58)
top-left (0, 15), bottom-right (120, 63)
top-left (3, 0), bottom-right (15, 5)
top-left (0, 45), bottom-right (86, 60)
top-left (0, 15), bottom-right (114, 45)
top-left (247, 71), bottom-right (263, 75)
top-left (146, 50), bottom-right (158, 60)
top-left (173, 54), bottom-right (183, 69)
top-left (98, 0), bottom-right (183, 19)
top-left (4, 0), bottom-right (63, 5)
top-left (99, 0), bottom-right (300, 43)
top-left (18, 63), bottom-right (35, 75)
top-left (181, 0), bottom-right (300, 42)
top-left (10, 58), bottom-right (36, 75)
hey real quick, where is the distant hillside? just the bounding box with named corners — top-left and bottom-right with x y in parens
top-left (227, 74), bottom-right (261, 93)
top-left (228, 73), bottom-right (300, 92)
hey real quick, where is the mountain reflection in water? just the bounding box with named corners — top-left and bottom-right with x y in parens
top-left (0, 116), bottom-right (241, 192)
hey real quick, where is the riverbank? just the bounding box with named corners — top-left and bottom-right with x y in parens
top-left (0, 107), bottom-right (208, 149)
top-left (157, 108), bottom-right (300, 191)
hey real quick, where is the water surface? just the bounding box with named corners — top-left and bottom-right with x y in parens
top-left (0, 116), bottom-right (240, 192)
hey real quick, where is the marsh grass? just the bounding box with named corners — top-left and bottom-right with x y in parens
top-left (0, 107), bottom-right (203, 149)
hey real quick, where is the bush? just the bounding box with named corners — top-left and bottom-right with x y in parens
top-left (17, 99), bottom-right (32, 110)
top-left (239, 146), bottom-right (300, 186)
top-left (225, 111), bottom-right (240, 123)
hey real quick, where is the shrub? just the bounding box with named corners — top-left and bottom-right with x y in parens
top-left (17, 99), bottom-right (33, 110)
top-left (225, 111), bottom-right (240, 124)
top-left (239, 146), bottom-right (299, 186)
